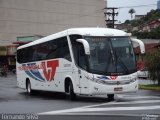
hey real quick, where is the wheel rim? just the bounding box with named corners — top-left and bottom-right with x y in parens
top-left (69, 83), bottom-right (72, 95)
top-left (27, 82), bottom-right (31, 94)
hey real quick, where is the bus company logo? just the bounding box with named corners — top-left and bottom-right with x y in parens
top-left (18, 60), bottom-right (59, 82)
top-left (110, 76), bottom-right (117, 80)
top-left (97, 76), bottom-right (117, 80)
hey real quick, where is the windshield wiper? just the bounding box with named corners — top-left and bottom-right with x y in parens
top-left (116, 55), bottom-right (129, 74)
top-left (109, 40), bottom-right (129, 74)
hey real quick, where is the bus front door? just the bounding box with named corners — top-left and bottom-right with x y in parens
top-left (78, 69), bottom-right (89, 94)
top-left (78, 45), bottom-right (89, 94)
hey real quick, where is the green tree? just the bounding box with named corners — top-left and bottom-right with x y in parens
top-left (128, 8), bottom-right (136, 20)
top-left (124, 20), bottom-right (130, 24)
top-left (145, 49), bottom-right (160, 86)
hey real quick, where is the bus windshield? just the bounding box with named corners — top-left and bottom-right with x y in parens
top-left (84, 36), bottom-right (136, 75)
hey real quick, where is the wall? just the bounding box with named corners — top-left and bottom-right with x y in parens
top-left (0, 0), bottom-right (106, 45)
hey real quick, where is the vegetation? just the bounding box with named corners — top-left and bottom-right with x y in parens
top-left (145, 49), bottom-right (160, 86)
top-left (128, 8), bottom-right (136, 20)
top-left (125, 10), bottom-right (160, 27)
top-left (132, 26), bottom-right (160, 39)
top-left (124, 9), bottom-right (160, 39)
top-left (139, 84), bottom-right (160, 91)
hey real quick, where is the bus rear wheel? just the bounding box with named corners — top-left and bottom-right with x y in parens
top-left (68, 81), bottom-right (76, 100)
top-left (107, 94), bottom-right (114, 101)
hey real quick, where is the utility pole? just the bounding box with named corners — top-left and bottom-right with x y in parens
top-left (104, 7), bottom-right (118, 28)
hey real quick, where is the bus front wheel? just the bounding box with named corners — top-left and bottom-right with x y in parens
top-left (69, 81), bottom-right (76, 100)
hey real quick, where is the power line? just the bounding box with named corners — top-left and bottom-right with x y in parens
top-left (118, 4), bottom-right (156, 9)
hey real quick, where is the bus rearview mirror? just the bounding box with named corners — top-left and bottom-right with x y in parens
top-left (76, 39), bottom-right (90, 55)
top-left (131, 38), bottom-right (145, 54)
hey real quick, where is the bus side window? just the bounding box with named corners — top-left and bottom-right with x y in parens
top-left (46, 44), bottom-right (58, 60)
top-left (70, 35), bottom-right (83, 66)
top-left (70, 35), bottom-right (87, 70)
top-left (18, 47), bottom-right (33, 63)
top-left (58, 37), bottom-right (71, 61)
top-left (27, 47), bottom-right (34, 62)
top-left (46, 37), bottom-right (71, 61)
top-left (17, 50), bottom-right (24, 63)
top-left (32, 46), bottom-right (38, 61)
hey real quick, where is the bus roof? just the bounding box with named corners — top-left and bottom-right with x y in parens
top-left (17, 27), bottom-right (128, 50)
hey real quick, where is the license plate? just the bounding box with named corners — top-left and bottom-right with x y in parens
top-left (114, 87), bottom-right (123, 91)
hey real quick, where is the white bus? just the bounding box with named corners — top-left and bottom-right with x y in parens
top-left (16, 28), bottom-right (145, 100)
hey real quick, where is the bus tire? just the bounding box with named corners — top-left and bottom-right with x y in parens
top-left (107, 94), bottom-right (114, 101)
top-left (69, 81), bottom-right (76, 100)
top-left (26, 80), bottom-right (33, 95)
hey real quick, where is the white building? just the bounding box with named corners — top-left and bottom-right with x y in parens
top-left (0, 0), bottom-right (106, 45)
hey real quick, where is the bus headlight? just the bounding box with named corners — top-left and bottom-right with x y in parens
top-left (130, 77), bottom-right (137, 83)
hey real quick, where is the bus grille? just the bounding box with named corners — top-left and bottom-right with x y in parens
top-left (91, 78), bottom-right (136, 85)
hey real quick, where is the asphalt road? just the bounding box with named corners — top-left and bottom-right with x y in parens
top-left (0, 73), bottom-right (160, 120)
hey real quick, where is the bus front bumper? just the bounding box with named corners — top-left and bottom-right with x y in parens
top-left (88, 80), bottom-right (138, 95)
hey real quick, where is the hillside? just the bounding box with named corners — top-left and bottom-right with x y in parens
top-left (125, 10), bottom-right (160, 39)
top-left (125, 10), bottom-right (160, 27)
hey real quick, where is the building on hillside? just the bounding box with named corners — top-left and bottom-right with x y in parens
top-left (118, 19), bottom-right (160, 32)
top-left (141, 19), bottom-right (160, 32)
top-left (0, 0), bottom-right (106, 45)
top-left (115, 23), bottom-right (133, 32)
top-left (134, 15), bottom-right (145, 20)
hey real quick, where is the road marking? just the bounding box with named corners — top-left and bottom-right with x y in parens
top-left (70, 105), bottom-right (160, 113)
top-left (79, 100), bottom-right (160, 109)
top-left (39, 99), bottom-right (160, 115)
top-left (118, 95), bottom-right (160, 99)
top-left (40, 105), bottom-right (160, 115)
